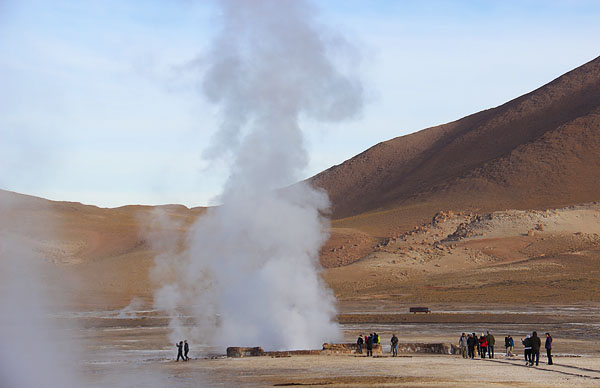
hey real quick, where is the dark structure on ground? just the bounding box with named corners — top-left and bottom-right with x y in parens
top-left (226, 342), bottom-right (457, 357)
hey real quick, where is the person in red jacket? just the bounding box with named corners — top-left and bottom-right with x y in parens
top-left (479, 333), bottom-right (488, 359)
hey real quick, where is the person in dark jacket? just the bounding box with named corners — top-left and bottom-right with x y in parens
top-left (531, 331), bottom-right (541, 366)
top-left (391, 334), bottom-right (399, 356)
top-left (522, 335), bottom-right (532, 365)
top-left (545, 333), bottom-right (553, 365)
top-left (357, 334), bottom-right (364, 354)
top-left (184, 340), bottom-right (189, 361)
top-left (486, 331), bottom-right (495, 359)
top-left (508, 336), bottom-right (515, 356)
top-left (467, 334), bottom-right (476, 359)
top-left (176, 341), bottom-right (184, 361)
top-left (366, 334), bottom-right (374, 357)
top-left (474, 332), bottom-right (480, 356)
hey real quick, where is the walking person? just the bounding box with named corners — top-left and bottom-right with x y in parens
top-left (531, 331), bottom-right (541, 366)
top-left (357, 334), bottom-right (364, 354)
top-left (486, 331), bottom-right (495, 359)
top-left (507, 335), bottom-right (514, 357)
top-left (390, 334), bottom-right (399, 357)
top-left (366, 334), bottom-right (374, 357)
top-left (459, 333), bottom-right (468, 359)
top-left (184, 340), bottom-right (190, 361)
top-left (176, 341), bottom-right (184, 361)
top-left (545, 333), bottom-right (553, 365)
top-left (467, 334), bottom-right (476, 359)
top-left (479, 333), bottom-right (488, 359)
top-left (522, 335), bottom-right (532, 366)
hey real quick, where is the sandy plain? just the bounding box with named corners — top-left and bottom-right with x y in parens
top-left (2, 190), bottom-right (600, 387)
top-left (69, 302), bottom-right (600, 388)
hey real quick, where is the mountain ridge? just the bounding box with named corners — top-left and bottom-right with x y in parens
top-left (311, 55), bottom-right (600, 232)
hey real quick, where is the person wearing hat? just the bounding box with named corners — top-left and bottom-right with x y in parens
top-left (522, 335), bottom-right (532, 366)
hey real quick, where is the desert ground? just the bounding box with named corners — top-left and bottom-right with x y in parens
top-left (2, 189), bottom-right (600, 386)
top-left (63, 302), bottom-right (600, 387)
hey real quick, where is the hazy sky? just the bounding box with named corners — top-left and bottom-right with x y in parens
top-left (1, 0), bottom-right (599, 208)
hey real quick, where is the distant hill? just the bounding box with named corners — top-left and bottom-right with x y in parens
top-left (0, 189), bottom-right (204, 308)
top-left (311, 56), bottom-right (600, 235)
top-left (3, 56), bottom-right (600, 307)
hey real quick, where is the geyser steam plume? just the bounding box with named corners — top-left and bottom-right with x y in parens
top-left (153, 0), bottom-right (363, 350)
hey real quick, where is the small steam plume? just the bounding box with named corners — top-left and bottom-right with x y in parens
top-left (0, 195), bottom-right (85, 388)
top-left (0, 243), bottom-right (81, 388)
top-left (0, 195), bottom-right (172, 388)
top-left (153, 0), bottom-right (363, 350)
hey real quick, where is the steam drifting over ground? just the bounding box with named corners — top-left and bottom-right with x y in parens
top-left (152, 0), bottom-right (363, 351)
top-left (0, 196), bottom-right (174, 388)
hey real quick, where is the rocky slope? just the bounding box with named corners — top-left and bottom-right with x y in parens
top-left (312, 55), bottom-right (600, 236)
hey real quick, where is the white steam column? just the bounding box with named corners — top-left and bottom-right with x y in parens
top-left (153, 0), bottom-right (363, 351)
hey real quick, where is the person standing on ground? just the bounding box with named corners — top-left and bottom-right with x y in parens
top-left (531, 331), bottom-right (541, 366)
top-left (176, 341), bottom-right (184, 361)
top-left (486, 331), bottom-right (495, 359)
top-left (391, 334), bottom-right (399, 357)
top-left (184, 340), bottom-right (189, 361)
top-left (467, 334), bottom-right (476, 359)
top-left (357, 334), bottom-right (364, 354)
top-left (545, 333), bottom-right (553, 365)
top-left (459, 333), bottom-right (468, 359)
top-left (504, 336), bottom-right (510, 356)
top-left (507, 335), bottom-right (515, 357)
top-left (474, 332), bottom-right (480, 357)
top-left (479, 333), bottom-right (488, 359)
top-left (522, 335), bottom-right (532, 366)
top-left (366, 334), bottom-right (374, 357)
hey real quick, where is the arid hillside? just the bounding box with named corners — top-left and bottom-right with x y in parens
top-left (2, 57), bottom-right (600, 308)
top-left (312, 55), bottom-right (600, 236)
top-left (0, 189), bottom-right (204, 308)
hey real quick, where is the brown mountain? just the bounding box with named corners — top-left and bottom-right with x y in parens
top-left (0, 189), bottom-right (204, 308)
top-left (312, 55), bottom-right (600, 236)
top-left (3, 56), bottom-right (600, 308)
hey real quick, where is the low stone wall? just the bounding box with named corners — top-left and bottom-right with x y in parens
top-left (266, 350), bottom-right (322, 357)
top-left (226, 343), bottom-right (458, 358)
top-left (397, 343), bottom-right (458, 355)
top-left (226, 347), bottom-right (323, 358)
top-left (226, 347), bottom-right (265, 357)
top-left (322, 343), bottom-right (382, 355)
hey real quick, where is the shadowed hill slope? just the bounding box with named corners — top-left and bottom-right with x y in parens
top-left (311, 55), bottom-right (600, 234)
top-left (0, 189), bottom-right (205, 308)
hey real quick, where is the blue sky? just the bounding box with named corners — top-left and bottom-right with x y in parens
top-left (1, 0), bottom-right (599, 207)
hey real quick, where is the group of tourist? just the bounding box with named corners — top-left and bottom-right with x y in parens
top-left (459, 331), bottom-right (496, 359)
top-left (522, 332), bottom-right (553, 366)
top-left (356, 333), bottom-right (400, 357)
top-left (356, 333), bottom-right (389, 356)
top-left (459, 331), bottom-right (553, 366)
top-left (175, 340), bottom-right (190, 361)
